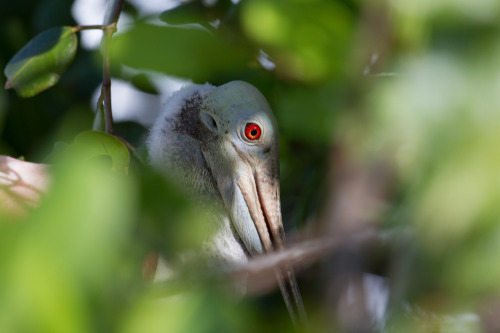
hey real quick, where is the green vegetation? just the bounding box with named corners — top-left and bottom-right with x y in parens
top-left (1, 0), bottom-right (500, 332)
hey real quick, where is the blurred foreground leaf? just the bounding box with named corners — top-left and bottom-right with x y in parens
top-left (111, 23), bottom-right (252, 82)
top-left (0, 156), bottom-right (137, 333)
top-left (4, 26), bottom-right (78, 97)
top-left (137, 170), bottom-right (217, 259)
top-left (71, 131), bottom-right (130, 173)
top-left (241, 0), bottom-right (353, 82)
top-left (351, 31), bottom-right (500, 328)
top-left (122, 289), bottom-right (260, 333)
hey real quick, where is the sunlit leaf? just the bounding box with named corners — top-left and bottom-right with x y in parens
top-left (4, 26), bottom-right (78, 97)
top-left (241, 0), bottom-right (353, 82)
top-left (122, 289), bottom-right (261, 333)
top-left (71, 131), bottom-right (130, 173)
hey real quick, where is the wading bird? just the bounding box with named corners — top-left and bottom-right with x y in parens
top-left (148, 81), bottom-right (307, 326)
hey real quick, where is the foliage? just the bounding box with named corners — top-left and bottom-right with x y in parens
top-left (2, 0), bottom-right (500, 332)
top-left (4, 26), bottom-right (78, 97)
top-left (111, 22), bottom-right (252, 82)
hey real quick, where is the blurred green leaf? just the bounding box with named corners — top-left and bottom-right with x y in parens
top-left (241, 0), bottom-right (353, 82)
top-left (159, 0), bottom-right (234, 28)
top-left (111, 23), bottom-right (252, 82)
top-left (71, 131), bottom-right (130, 173)
top-left (122, 289), bottom-right (259, 333)
top-left (137, 170), bottom-right (216, 257)
top-left (4, 26), bottom-right (78, 97)
top-left (130, 73), bottom-right (159, 95)
top-left (0, 156), bottom-right (137, 333)
top-left (275, 84), bottom-right (340, 143)
top-left (160, 2), bottom-right (208, 26)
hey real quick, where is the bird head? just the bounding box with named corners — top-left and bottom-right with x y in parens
top-left (148, 81), bottom-right (306, 325)
top-left (148, 80), bottom-right (284, 256)
top-left (197, 81), bottom-right (284, 255)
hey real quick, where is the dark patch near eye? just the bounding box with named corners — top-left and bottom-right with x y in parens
top-left (200, 112), bottom-right (218, 133)
top-left (263, 146), bottom-right (271, 154)
top-left (172, 92), bottom-right (217, 147)
top-left (225, 130), bottom-right (228, 134)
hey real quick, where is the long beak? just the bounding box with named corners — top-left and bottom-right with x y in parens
top-left (202, 147), bottom-right (307, 327)
top-left (234, 163), bottom-right (308, 328)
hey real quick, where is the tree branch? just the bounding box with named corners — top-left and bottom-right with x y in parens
top-left (95, 0), bottom-right (125, 135)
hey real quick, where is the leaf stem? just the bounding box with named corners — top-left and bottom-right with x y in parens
top-left (96, 0), bottom-right (125, 135)
top-left (73, 25), bottom-right (109, 32)
top-left (101, 24), bottom-right (116, 134)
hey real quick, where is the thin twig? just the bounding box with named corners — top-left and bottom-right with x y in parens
top-left (73, 24), bottom-right (109, 32)
top-left (96, 0), bottom-right (125, 134)
top-left (101, 25), bottom-right (115, 134)
top-left (74, 20), bottom-right (119, 134)
top-left (72, 2), bottom-right (125, 134)
top-left (104, 0), bottom-right (125, 26)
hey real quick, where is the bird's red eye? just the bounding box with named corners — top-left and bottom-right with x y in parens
top-left (245, 123), bottom-right (261, 140)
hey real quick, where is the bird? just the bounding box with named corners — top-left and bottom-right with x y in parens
top-left (147, 80), bottom-right (307, 326)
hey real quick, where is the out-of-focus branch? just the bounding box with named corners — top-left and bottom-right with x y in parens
top-left (73, 25), bottom-right (109, 31)
top-left (229, 229), bottom-right (380, 295)
top-left (150, 227), bottom-right (408, 297)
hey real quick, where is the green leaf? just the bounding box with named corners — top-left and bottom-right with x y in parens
top-left (111, 23), bottom-right (252, 82)
top-left (241, 0), bottom-right (353, 82)
top-left (0, 154), bottom-right (137, 333)
top-left (4, 26), bottom-right (78, 97)
top-left (71, 131), bottom-right (130, 173)
top-left (130, 73), bottom-right (159, 95)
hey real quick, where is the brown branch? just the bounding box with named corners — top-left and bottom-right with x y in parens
top-left (72, 19), bottom-right (122, 134)
top-left (101, 25), bottom-right (115, 135)
top-left (228, 229), bottom-right (381, 294)
top-left (95, 0), bottom-right (125, 135)
top-left (148, 228), bottom-right (401, 298)
top-left (73, 24), bottom-right (109, 32)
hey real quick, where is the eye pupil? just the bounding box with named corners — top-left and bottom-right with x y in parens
top-left (245, 123), bottom-right (261, 140)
